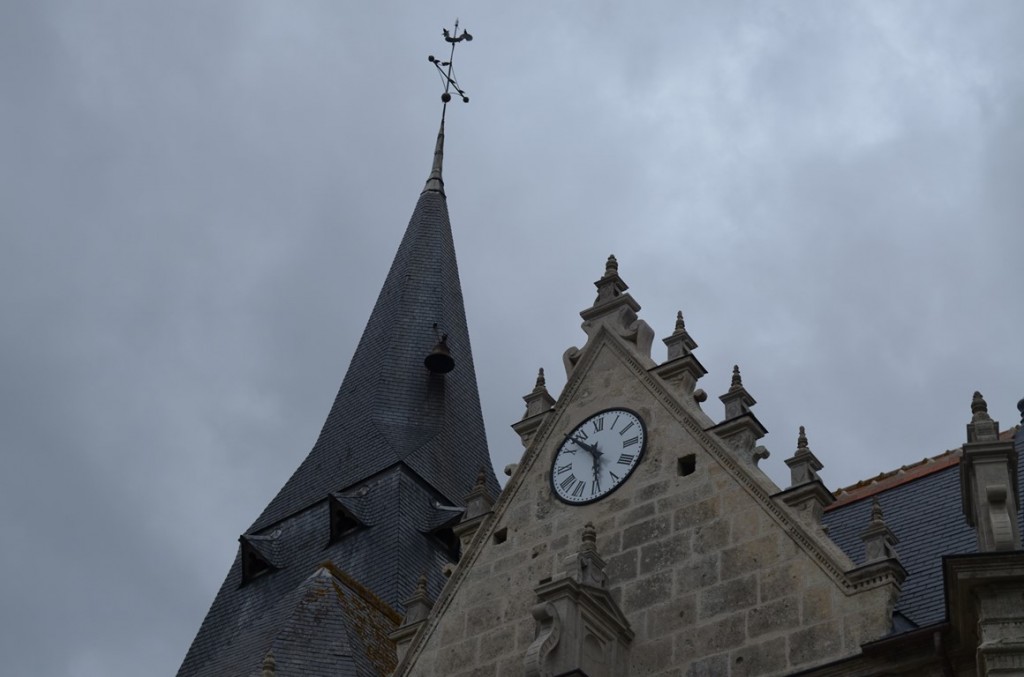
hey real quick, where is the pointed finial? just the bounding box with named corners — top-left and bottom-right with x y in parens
top-left (785, 425), bottom-right (823, 486)
top-left (581, 522), bottom-right (597, 551)
top-left (262, 651), bottom-right (276, 677)
top-left (730, 365), bottom-right (743, 389)
top-left (591, 253), bottom-right (629, 305)
top-left (674, 311), bottom-right (686, 333)
top-left (971, 391), bottom-right (991, 421)
top-left (966, 390), bottom-right (1001, 443)
top-left (535, 367), bottom-right (546, 389)
top-left (1018, 398), bottom-right (1024, 422)
top-left (870, 497), bottom-right (884, 523)
top-left (860, 497), bottom-right (899, 563)
top-left (399, 572), bottom-right (435, 626)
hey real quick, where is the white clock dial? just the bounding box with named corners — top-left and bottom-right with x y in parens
top-left (550, 408), bottom-right (647, 505)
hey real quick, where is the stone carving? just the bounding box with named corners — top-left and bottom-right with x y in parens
top-left (786, 426), bottom-right (822, 485)
top-left (453, 469), bottom-right (494, 550)
top-left (861, 498), bottom-right (899, 562)
top-left (944, 552), bottom-right (1024, 676)
top-left (261, 651), bottom-right (275, 677)
top-left (524, 602), bottom-right (561, 677)
top-left (985, 484), bottom-right (1015, 551)
top-left (844, 498), bottom-right (906, 618)
top-left (960, 391), bottom-right (1021, 552)
top-left (565, 256), bottom-right (656, 378)
top-left (388, 575), bottom-right (434, 663)
top-left (513, 368), bottom-right (557, 449)
top-left (776, 426), bottom-right (834, 526)
top-left (967, 391), bottom-right (999, 443)
top-left (562, 346), bottom-right (582, 378)
top-left (524, 523), bottom-right (633, 677)
top-left (653, 311), bottom-right (709, 401)
top-left (707, 365), bottom-right (768, 467)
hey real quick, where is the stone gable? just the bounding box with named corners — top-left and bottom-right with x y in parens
top-left (397, 324), bottom-right (902, 677)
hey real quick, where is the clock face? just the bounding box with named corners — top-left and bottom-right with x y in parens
top-left (551, 408), bottom-right (647, 505)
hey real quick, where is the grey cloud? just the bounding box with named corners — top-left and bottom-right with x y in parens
top-left (1, 2), bottom-right (1022, 675)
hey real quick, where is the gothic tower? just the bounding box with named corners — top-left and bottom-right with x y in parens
top-left (176, 116), bottom-right (499, 675)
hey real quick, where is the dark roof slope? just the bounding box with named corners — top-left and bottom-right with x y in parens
top-left (197, 563), bottom-right (399, 677)
top-left (251, 132), bottom-right (497, 532)
top-left (179, 464), bottom-right (458, 676)
top-left (822, 427), bottom-right (1023, 628)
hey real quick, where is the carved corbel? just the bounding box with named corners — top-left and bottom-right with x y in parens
top-left (524, 602), bottom-right (561, 677)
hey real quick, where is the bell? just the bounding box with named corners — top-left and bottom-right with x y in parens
top-left (424, 334), bottom-right (455, 374)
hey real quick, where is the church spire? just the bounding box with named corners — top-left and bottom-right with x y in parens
top-left (250, 21), bottom-right (493, 530)
top-left (178, 24), bottom-right (496, 677)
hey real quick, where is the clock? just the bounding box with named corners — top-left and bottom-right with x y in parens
top-left (551, 408), bottom-right (647, 505)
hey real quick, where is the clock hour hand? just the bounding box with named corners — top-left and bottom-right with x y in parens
top-left (571, 436), bottom-right (602, 457)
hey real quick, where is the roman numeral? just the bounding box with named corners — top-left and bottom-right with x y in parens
top-left (559, 474), bottom-right (577, 490)
top-left (610, 471), bottom-right (621, 482)
top-left (572, 481), bottom-right (585, 498)
top-left (575, 430), bottom-right (589, 441)
top-left (618, 453), bottom-right (635, 465)
top-left (592, 417), bottom-right (604, 433)
top-left (556, 464), bottom-right (572, 475)
top-left (622, 436), bottom-right (639, 448)
top-left (619, 421), bottom-right (635, 436)
top-left (611, 414), bottom-right (620, 431)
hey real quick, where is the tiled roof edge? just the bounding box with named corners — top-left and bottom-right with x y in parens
top-left (827, 425), bottom-right (1021, 510)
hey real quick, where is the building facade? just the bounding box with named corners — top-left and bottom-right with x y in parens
top-left (178, 123), bottom-right (1024, 676)
top-left (392, 257), bottom-right (1024, 676)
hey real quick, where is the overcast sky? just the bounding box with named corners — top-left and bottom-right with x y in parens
top-left (2, 2), bottom-right (1022, 675)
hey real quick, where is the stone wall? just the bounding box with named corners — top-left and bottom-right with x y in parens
top-left (400, 337), bottom-right (898, 677)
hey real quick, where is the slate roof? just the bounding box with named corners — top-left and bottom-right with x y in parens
top-left (251, 123), bottom-right (498, 533)
top-left (821, 425), bottom-right (1023, 629)
top-left (259, 564), bottom-right (399, 677)
top-left (179, 464), bottom-right (466, 675)
top-left (179, 124), bottom-right (499, 676)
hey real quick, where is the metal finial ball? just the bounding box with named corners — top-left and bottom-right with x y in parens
top-left (462, 96), bottom-right (469, 103)
top-left (428, 55), bottom-right (435, 63)
top-left (441, 92), bottom-right (452, 103)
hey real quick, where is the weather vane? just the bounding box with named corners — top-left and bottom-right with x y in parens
top-left (428, 19), bottom-right (472, 122)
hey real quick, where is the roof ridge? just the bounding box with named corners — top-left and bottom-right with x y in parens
top-left (316, 561), bottom-right (402, 624)
top-left (828, 425), bottom-right (1021, 509)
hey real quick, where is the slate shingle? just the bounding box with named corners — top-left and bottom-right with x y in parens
top-left (822, 434), bottom-right (1024, 629)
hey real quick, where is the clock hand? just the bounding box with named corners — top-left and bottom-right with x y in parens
top-left (571, 436), bottom-right (601, 456)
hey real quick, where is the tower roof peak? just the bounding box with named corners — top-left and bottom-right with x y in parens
top-left (422, 121), bottom-right (446, 195)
